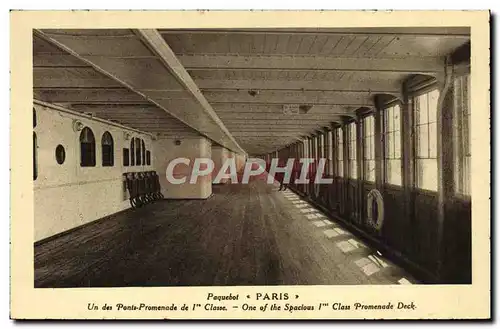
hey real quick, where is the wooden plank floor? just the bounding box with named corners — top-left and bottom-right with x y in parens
top-left (34, 179), bottom-right (415, 287)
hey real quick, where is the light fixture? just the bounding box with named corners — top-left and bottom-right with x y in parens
top-left (124, 132), bottom-right (131, 140)
top-left (72, 120), bottom-right (84, 132)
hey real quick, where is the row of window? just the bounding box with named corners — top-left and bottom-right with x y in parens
top-left (80, 128), bottom-right (152, 168)
top-left (33, 110), bottom-right (153, 180)
top-left (123, 137), bottom-right (151, 167)
top-left (281, 74), bottom-right (471, 196)
top-left (79, 127), bottom-right (115, 167)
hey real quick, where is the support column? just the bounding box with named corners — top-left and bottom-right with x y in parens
top-left (436, 59), bottom-right (454, 282)
top-left (153, 136), bottom-right (212, 199)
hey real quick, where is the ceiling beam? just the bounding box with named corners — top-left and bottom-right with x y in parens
top-left (204, 90), bottom-right (374, 106)
top-left (180, 55), bottom-right (444, 74)
top-left (233, 132), bottom-right (305, 137)
top-left (214, 111), bottom-right (348, 116)
top-left (217, 114), bottom-right (342, 121)
top-left (227, 129), bottom-right (313, 132)
top-left (212, 104), bottom-right (355, 115)
top-left (33, 77), bottom-right (185, 90)
top-left (33, 53), bottom-right (158, 67)
top-left (225, 125), bottom-right (329, 129)
top-left (222, 118), bottom-right (335, 123)
top-left (34, 89), bottom-right (194, 103)
top-left (33, 65), bottom-right (187, 91)
top-left (159, 28), bottom-right (470, 37)
top-left (196, 78), bottom-right (401, 94)
top-left (42, 89), bottom-right (192, 100)
top-left (135, 29), bottom-right (246, 155)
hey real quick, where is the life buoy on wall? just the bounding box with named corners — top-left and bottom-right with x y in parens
top-left (367, 189), bottom-right (384, 232)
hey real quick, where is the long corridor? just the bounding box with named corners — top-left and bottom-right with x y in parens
top-left (35, 179), bottom-right (415, 288)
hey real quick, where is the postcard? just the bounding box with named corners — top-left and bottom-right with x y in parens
top-left (10, 10), bottom-right (490, 320)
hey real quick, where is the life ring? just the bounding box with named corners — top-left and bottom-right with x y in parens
top-left (367, 189), bottom-right (384, 231)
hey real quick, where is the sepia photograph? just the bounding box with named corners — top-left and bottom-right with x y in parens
top-left (10, 10), bottom-right (490, 320)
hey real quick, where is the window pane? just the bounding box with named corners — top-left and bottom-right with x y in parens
top-left (416, 94), bottom-right (428, 125)
top-left (417, 125), bottom-right (429, 158)
top-left (370, 136), bottom-right (375, 159)
top-left (102, 132), bottom-right (114, 167)
top-left (393, 104), bottom-right (401, 132)
top-left (123, 148), bottom-right (130, 167)
top-left (387, 106), bottom-right (393, 131)
top-left (383, 104), bottom-right (402, 185)
top-left (428, 89), bottom-right (440, 123)
top-left (81, 143), bottom-right (96, 167)
top-left (429, 122), bottom-right (437, 158)
top-left (135, 138), bottom-right (142, 165)
top-left (350, 160), bottom-right (357, 179)
top-left (366, 159), bottom-right (375, 182)
top-left (130, 138), bottom-right (135, 166)
top-left (142, 140), bottom-right (146, 165)
top-left (328, 131), bottom-right (333, 175)
top-left (416, 158), bottom-right (438, 191)
top-left (102, 145), bottom-right (114, 167)
top-left (328, 131), bottom-right (333, 160)
top-left (453, 74), bottom-right (471, 196)
top-left (394, 131), bottom-right (401, 159)
top-left (387, 159), bottom-right (402, 185)
top-left (387, 131), bottom-right (394, 157)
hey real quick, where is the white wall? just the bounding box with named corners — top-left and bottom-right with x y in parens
top-left (33, 103), bottom-right (154, 242)
top-left (153, 136), bottom-right (212, 199)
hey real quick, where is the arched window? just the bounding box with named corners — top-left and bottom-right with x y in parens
top-left (80, 127), bottom-right (96, 167)
top-left (101, 131), bottom-right (114, 167)
top-left (135, 137), bottom-right (141, 165)
top-left (130, 138), bottom-right (135, 166)
top-left (33, 132), bottom-right (37, 180)
top-left (142, 139), bottom-right (146, 165)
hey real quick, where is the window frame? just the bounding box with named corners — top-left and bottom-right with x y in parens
top-left (135, 137), bottom-right (142, 166)
top-left (327, 129), bottom-right (333, 176)
top-left (123, 148), bottom-right (130, 167)
top-left (382, 100), bottom-right (403, 187)
top-left (142, 139), bottom-right (146, 165)
top-left (362, 114), bottom-right (376, 183)
top-left (130, 138), bottom-right (135, 166)
top-left (410, 83), bottom-right (440, 192)
top-left (79, 126), bottom-right (96, 167)
top-left (101, 131), bottom-right (114, 167)
top-left (335, 126), bottom-right (344, 178)
top-left (347, 121), bottom-right (358, 179)
top-left (452, 71), bottom-right (471, 199)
